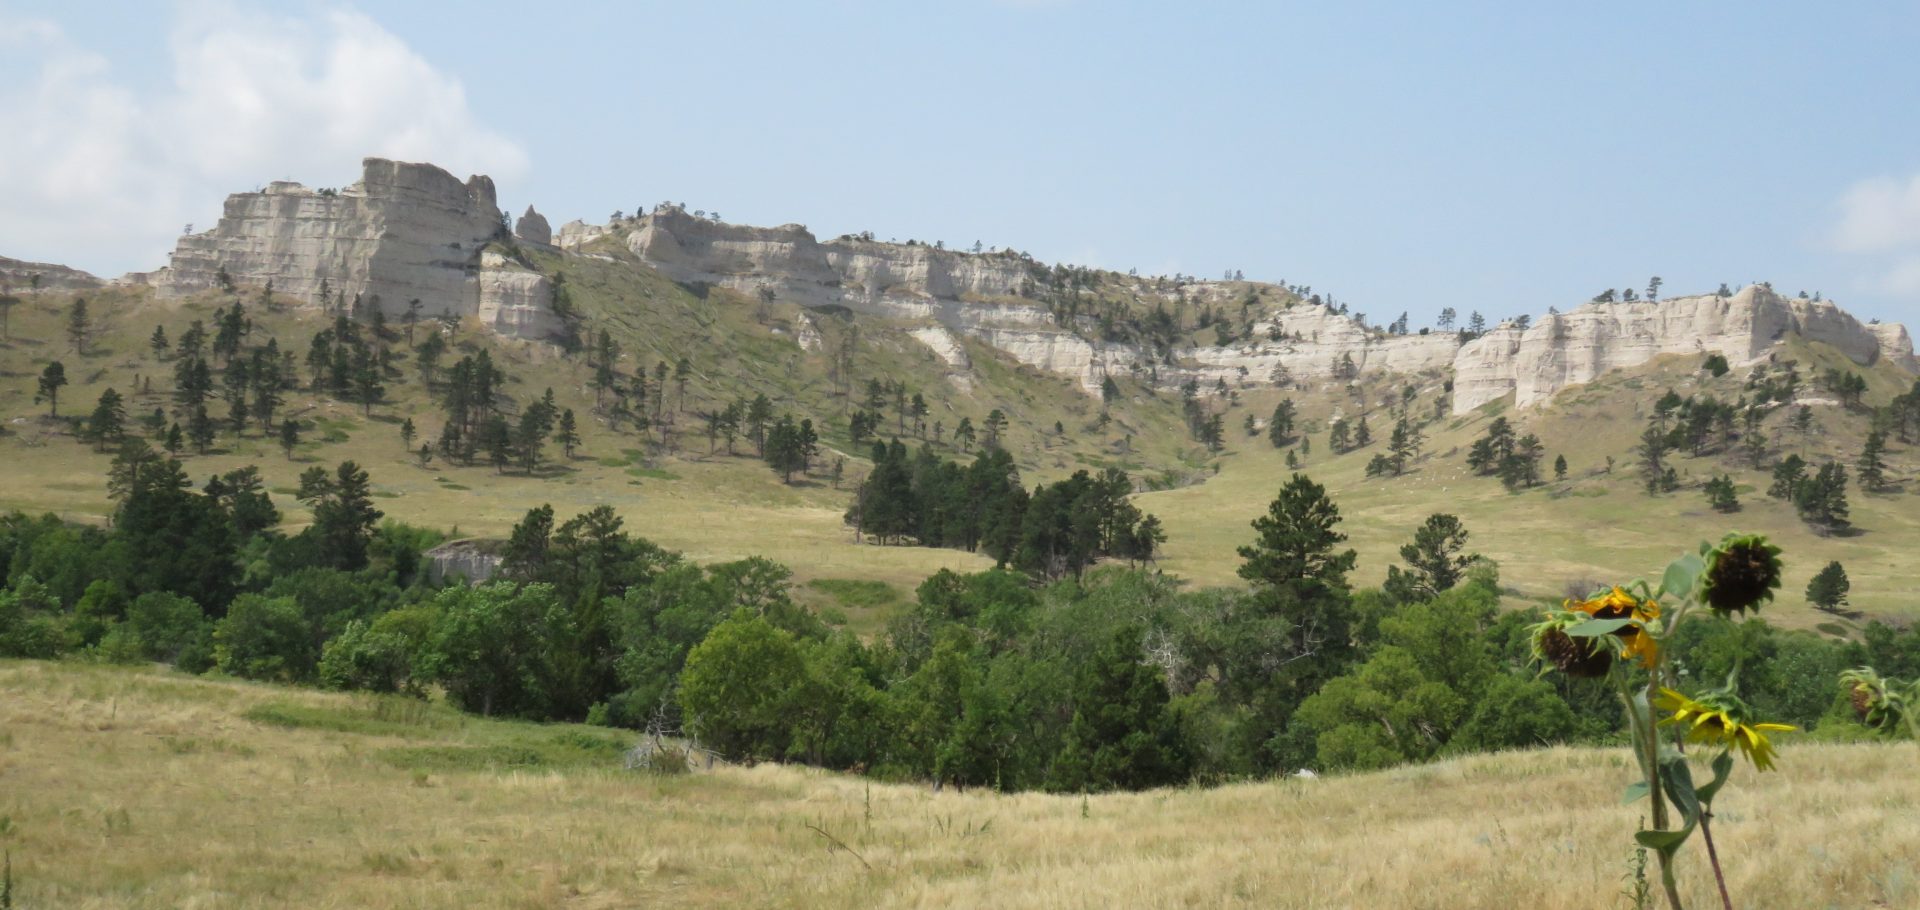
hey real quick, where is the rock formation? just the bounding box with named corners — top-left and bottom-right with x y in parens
top-left (0, 256), bottom-right (104, 293)
top-left (116, 157), bottom-right (1914, 407)
top-left (515, 206), bottom-right (552, 246)
top-left (1450, 287), bottom-right (1916, 413)
top-left (151, 158), bottom-right (558, 341)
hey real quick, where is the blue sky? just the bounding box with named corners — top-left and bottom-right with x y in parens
top-left (7, 1), bottom-right (1920, 330)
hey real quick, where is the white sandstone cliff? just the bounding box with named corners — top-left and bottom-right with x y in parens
top-left (151, 158), bottom-right (558, 342)
top-left (1450, 286), bottom-right (1916, 414)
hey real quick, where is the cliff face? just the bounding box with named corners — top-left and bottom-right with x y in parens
top-left (1450, 287), bottom-right (1916, 413)
top-left (152, 158), bottom-right (557, 341)
top-left (119, 157), bottom-right (1914, 405)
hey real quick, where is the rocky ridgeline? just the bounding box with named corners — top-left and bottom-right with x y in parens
top-left (1, 255), bottom-right (105, 293)
top-left (1453, 287), bottom-right (1917, 412)
top-left (145, 158), bottom-right (561, 340)
top-left (21, 157), bottom-right (1915, 413)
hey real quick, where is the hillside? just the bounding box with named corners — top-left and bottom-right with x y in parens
top-left (2, 660), bottom-right (1914, 909)
top-left (2, 157), bottom-right (1917, 624)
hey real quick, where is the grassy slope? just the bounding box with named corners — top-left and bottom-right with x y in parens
top-left (2, 660), bottom-right (1915, 909)
top-left (1, 280), bottom-right (1915, 623)
top-left (0, 268), bottom-right (1193, 592)
top-left (1143, 346), bottom-right (1920, 626)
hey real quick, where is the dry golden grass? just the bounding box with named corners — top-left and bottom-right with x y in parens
top-left (3, 660), bottom-right (1916, 909)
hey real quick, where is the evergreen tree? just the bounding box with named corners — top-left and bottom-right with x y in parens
top-left (1328, 417), bottom-right (1350, 452)
top-left (764, 415), bottom-right (809, 483)
top-left (1268, 399), bottom-right (1296, 447)
top-left (149, 325), bottom-right (170, 359)
top-left (66, 297), bottom-right (91, 354)
top-left (1806, 561), bottom-right (1850, 614)
top-left (34, 361), bottom-right (67, 416)
top-left (1858, 429), bottom-right (1888, 491)
top-left (400, 417), bottom-right (416, 450)
top-left (556, 409), bottom-right (580, 458)
top-left (1793, 461), bottom-right (1850, 535)
top-left (87, 388), bottom-right (127, 450)
top-left (983, 409), bottom-right (1008, 450)
top-left (188, 406), bottom-right (217, 454)
top-left (1466, 417), bottom-right (1514, 475)
top-left (1768, 454), bottom-right (1807, 500)
top-left (1382, 513), bottom-right (1476, 603)
top-left (1047, 625), bottom-right (1190, 793)
top-left (296, 461), bottom-right (384, 570)
top-left (278, 419), bottom-right (300, 459)
top-left (1704, 475), bottom-right (1739, 512)
top-left (1553, 454), bottom-right (1567, 480)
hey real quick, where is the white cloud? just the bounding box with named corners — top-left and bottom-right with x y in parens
top-left (0, 4), bottom-right (526, 277)
top-left (1829, 172), bottom-right (1920, 300)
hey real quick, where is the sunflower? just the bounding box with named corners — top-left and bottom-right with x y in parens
top-left (1654, 688), bottom-right (1796, 772)
top-left (1700, 533), bottom-right (1784, 617)
top-left (1566, 587), bottom-right (1661, 668)
top-left (1529, 613), bottom-right (1613, 677)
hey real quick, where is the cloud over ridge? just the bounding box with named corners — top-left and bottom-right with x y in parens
top-left (0, 3), bottom-right (525, 277)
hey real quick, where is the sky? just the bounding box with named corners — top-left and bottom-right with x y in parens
top-left (6, 1), bottom-right (1920, 330)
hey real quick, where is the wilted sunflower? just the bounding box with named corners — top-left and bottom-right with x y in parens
top-left (1529, 614), bottom-right (1613, 677)
top-left (1839, 667), bottom-right (1909, 731)
top-left (1700, 534), bottom-right (1784, 616)
top-left (1654, 688), bottom-right (1796, 772)
top-left (1567, 587), bottom-right (1661, 668)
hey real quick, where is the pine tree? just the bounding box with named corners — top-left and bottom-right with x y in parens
top-left (1858, 430), bottom-right (1888, 491)
top-left (1328, 418), bottom-right (1350, 452)
top-left (400, 417), bottom-right (417, 450)
top-left (1793, 461), bottom-right (1850, 535)
top-left (1268, 399), bottom-right (1296, 448)
top-left (1806, 560), bottom-right (1850, 614)
top-left (188, 406), bottom-right (217, 454)
top-left (1382, 513), bottom-right (1476, 603)
top-left (1704, 475), bottom-right (1739, 512)
top-left (1553, 454), bottom-right (1567, 480)
top-left (150, 325), bottom-right (170, 359)
top-left (983, 410), bottom-right (1008, 450)
top-left (87, 388), bottom-right (127, 450)
top-left (66, 297), bottom-right (91, 354)
top-left (34, 361), bottom-right (67, 416)
top-left (279, 419), bottom-right (300, 459)
top-left (556, 409), bottom-right (580, 458)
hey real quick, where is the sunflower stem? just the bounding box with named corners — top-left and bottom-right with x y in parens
top-left (1699, 810), bottom-right (1733, 910)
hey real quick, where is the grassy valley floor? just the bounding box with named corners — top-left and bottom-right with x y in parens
top-left (2, 661), bottom-right (1915, 909)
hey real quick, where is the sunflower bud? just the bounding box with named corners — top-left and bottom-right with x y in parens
top-left (1701, 533), bottom-right (1783, 617)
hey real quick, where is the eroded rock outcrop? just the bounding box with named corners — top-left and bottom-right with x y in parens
top-left (515, 206), bottom-right (552, 246)
top-left (151, 158), bottom-right (558, 342)
top-left (0, 256), bottom-right (104, 292)
top-left (1450, 286), bottom-right (1917, 413)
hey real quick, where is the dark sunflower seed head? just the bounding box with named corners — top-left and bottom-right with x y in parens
top-left (1703, 534), bottom-right (1783, 617)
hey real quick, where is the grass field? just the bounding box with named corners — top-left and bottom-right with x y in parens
top-left (2, 660), bottom-right (1915, 909)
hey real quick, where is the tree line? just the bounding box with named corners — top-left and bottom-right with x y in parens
top-left (846, 444), bottom-right (1165, 580)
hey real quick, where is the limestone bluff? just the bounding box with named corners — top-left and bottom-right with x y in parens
top-left (64, 157), bottom-right (1919, 413)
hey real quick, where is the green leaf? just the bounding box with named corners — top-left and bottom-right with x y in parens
top-left (1621, 781), bottom-right (1649, 804)
top-left (1660, 754), bottom-right (1701, 826)
top-left (1635, 826), bottom-right (1695, 853)
top-left (1694, 750), bottom-right (1736, 805)
top-left (1566, 617), bottom-right (1635, 637)
top-left (1661, 553), bottom-right (1705, 601)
